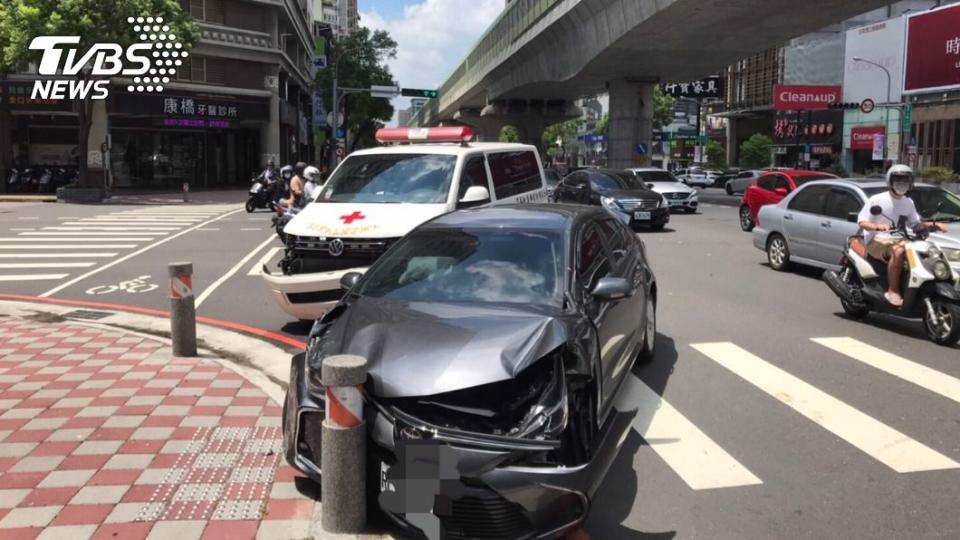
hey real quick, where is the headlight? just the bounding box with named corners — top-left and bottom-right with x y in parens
top-left (943, 247), bottom-right (960, 263)
top-left (601, 195), bottom-right (622, 211)
top-left (932, 259), bottom-right (952, 281)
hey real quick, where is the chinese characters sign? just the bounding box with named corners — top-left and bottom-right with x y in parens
top-left (904, 3), bottom-right (960, 94)
top-left (162, 118), bottom-right (230, 128)
top-left (772, 110), bottom-right (843, 145)
top-left (162, 97), bottom-right (237, 118)
top-left (0, 82), bottom-right (73, 112)
top-left (661, 76), bottom-right (723, 99)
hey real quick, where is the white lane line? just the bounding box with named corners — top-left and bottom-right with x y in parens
top-left (80, 218), bottom-right (202, 222)
top-left (195, 235), bottom-right (277, 307)
top-left (20, 232), bottom-right (167, 237)
top-left (0, 238), bottom-right (154, 242)
top-left (692, 342), bottom-right (960, 473)
top-left (813, 337), bottom-right (960, 405)
top-left (240, 228), bottom-right (263, 231)
top-left (0, 274), bottom-right (69, 281)
top-left (196, 228), bottom-right (220, 232)
top-left (0, 253), bottom-right (117, 258)
top-left (60, 222), bottom-right (189, 227)
top-left (42, 227), bottom-right (179, 232)
top-left (16, 217), bottom-right (39, 220)
top-left (0, 245), bottom-right (137, 249)
top-left (614, 374), bottom-right (762, 490)
top-left (247, 247), bottom-right (282, 276)
top-left (41, 209), bottom-right (242, 297)
top-left (10, 228), bottom-right (35, 231)
top-left (0, 262), bottom-right (95, 269)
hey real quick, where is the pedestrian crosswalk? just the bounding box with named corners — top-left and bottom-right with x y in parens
top-left (0, 205), bottom-right (238, 287)
top-left (625, 337), bottom-right (960, 491)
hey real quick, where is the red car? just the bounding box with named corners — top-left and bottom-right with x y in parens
top-left (739, 170), bottom-right (838, 231)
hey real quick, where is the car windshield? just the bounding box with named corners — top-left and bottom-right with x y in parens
top-left (633, 170), bottom-right (679, 183)
top-left (861, 187), bottom-right (960, 221)
top-left (591, 172), bottom-right (646, 191)
top-left (793, 174), bottom-right (837, 186)
top-left (317, 153), bottom-right (456, 204)
top-left (357, 228), bottom-right (564, 306)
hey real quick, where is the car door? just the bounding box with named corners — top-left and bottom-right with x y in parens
top-left (782, 185), bottom-right (831, 261)
top-left (747, 174), bottom-right (777, 214)
top-left (577, 221), bottom-right (630, 410)
top-left (818, 187), bottom-right (865, 266)
top-left (596, 218), bottom-right (645, 387)
top-left (732, 171), bottom-right (754, 193)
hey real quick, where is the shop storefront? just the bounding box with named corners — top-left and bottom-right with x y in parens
top-left (772, 109), bottom-right (843, 169)
top-left (848, 126), bottom-right (886, 173)
top-left (1, 81), bottom-right (79, 190)
top-left (107, 89), bottom-right (269, 189)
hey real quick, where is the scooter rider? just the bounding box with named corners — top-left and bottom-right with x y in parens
top-left (258, 159), bottom-right (277, 183)
top-left (301, 166), bottom-right (321, 204)
top-left (857, 164), bottom-right (948, 307)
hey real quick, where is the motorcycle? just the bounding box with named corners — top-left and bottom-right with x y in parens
top-left (6, 168), bottom-right (21, 193)
top-left (823, 205), bottom-right (960, 346)
top-left (246, 175), bottom-right (277, 213)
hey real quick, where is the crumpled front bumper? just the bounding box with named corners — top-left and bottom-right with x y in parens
top-left (282, 354), bottom-right (633, 539)
top-left (261, 266), bottom-right (366, 321)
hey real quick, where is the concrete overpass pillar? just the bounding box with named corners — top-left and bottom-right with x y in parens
top-left (607, 80), bottom-right (654, 170)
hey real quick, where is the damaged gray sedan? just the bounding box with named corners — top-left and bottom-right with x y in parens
top-left (283, 204), bottom-right (657, 539)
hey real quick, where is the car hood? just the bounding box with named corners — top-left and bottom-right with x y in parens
top-left (310, 297), bottom-right (576, 398)
top-left (600, 188), bottom-right (662, 201)
top-left (646, 182), bottom-right (694, 193)
top-left (284, 202), bottom-right (449, 239)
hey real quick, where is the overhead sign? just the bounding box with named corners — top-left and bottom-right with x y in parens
top-left (370, 85), bottom-right (399, 99)
top-left (843, 19), bottom-right (905, 104)
top-left (661, 76), bottom-right (723, 99)
top-left (851, 126), bottom-right (886, 150)
top-left (774, 85), bottom-right (842, 111)
top-left (904, 3), bottom-right (960, 94)
top-left (860, 98), bottom-right (875, 114)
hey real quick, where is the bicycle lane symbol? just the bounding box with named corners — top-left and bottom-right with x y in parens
top-left (85, 275), bottom-right (159, 295)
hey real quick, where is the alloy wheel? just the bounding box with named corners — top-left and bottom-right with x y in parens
top-left (924, 299), bottom-right (956, 342)
top-left (767, 236), bottom-right (789, 270)
top-left (739, 206), bottom-right (753, 231)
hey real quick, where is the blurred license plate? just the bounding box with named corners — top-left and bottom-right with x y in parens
top-left (668, 201), bottom-right (682, 207)
top-left (380, 461), bottom-right (395, 492)
top-left (633, 211), bottom-right (651, 220)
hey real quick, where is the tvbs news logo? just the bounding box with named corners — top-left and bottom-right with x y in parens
top-left (28, 16), bottom-right (187, 100)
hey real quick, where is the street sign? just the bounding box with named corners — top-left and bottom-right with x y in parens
top-left (336, 127), bottom-right (346, 139)
top-left (860, 98), bottom-right (875, 114)
top-left (401, 88), bottom-right (439, 98)
top-left (312, 56), bottom-right (327, 69)
top-left (636, 143), bottom-right (648, 155)
top-left (370, 85), bottom-right (400, 99)
top-left (903, 104), bottom-right (913, 129)
top-left (327, 112), bottom-right (344, 128)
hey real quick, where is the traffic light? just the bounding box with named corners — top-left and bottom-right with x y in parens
top-left (401, 88), bottom-right (439, 98)
top-left (827, 102), bottom-right (859, 110)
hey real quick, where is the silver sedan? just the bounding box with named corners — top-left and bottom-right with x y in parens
top-left (752, 179), bottom-right (960, 272)
top-left (725, 170), bottom-right (763, 195)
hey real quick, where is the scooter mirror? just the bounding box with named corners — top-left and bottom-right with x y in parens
top-left (870, 205), bottom-right (882, 216)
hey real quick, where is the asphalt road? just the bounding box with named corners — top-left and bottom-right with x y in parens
top-left (1, 192), bottom-right (958, 539)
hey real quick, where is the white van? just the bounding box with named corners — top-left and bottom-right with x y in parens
top-left (262, 127), bottom-right (549, 320)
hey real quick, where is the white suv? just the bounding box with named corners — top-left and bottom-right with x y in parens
top-left (262, 127), bottom-right (549, 321)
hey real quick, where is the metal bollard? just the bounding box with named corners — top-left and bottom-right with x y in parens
top-left (321, 354), bottom-right (368, 533)
top-left (168, 262), bottom-right (197, 357)
top-left (182, 182), bottom-right (190, 203)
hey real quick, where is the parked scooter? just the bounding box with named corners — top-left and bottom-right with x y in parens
top-left (823, 205), bottom-right (960, 345)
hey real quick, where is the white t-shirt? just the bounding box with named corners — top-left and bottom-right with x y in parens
top-left (858, 191), bottom-right (921, 243)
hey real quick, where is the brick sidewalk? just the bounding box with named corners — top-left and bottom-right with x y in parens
top-left (0, 317), bottom-right (318, 540)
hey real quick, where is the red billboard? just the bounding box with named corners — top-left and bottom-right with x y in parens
top-left (904, 4), bottom-right (960, 94)
top-left (774, 85), bottom-right (842, 111)
top-left (850, 126), bottom-right (886, 150)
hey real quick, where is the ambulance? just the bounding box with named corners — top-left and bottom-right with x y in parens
top-left (262, 126), bottom-right (549, 320)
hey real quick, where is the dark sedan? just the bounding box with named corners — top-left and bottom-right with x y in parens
top-left (553, 168), bottom-right (669, 230)
top-left (283, 205), bottom-right (657, 539)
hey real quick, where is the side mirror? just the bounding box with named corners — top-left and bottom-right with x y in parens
top-left (459, 185), bottom-right (490, 204)
top-left (590, 276), bottom-right (631, 300)
top-left (340, 271), bottom-right (362, 291)
top-left (870, 205), bottom-right (882, 216)
top-left (847, 212), bottom-right (859, 223)
top-left (774, 187), bottom-right (788, 196)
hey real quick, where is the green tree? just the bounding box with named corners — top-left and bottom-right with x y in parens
top-left (542, 118), bottom-right (583, 148)
top-left (654, 86), bottom-right (677, 129)
top-left (498, 125), bottom-right (520, 143)
top-left (594, 113), bottom-right (609, 136)
top-left (705, 140), bottom-right (726, 169)
top-left (0, 0), bottom-right (199, 189)
top-left (316, 28), bottom-right (397, 151)
top-left (739, 134), bottom-right (772, 168)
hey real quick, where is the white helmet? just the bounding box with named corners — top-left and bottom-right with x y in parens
top-left (887, 164), bottom-right (914, 196)
top-left (303, 166), bottom-right (321, 183)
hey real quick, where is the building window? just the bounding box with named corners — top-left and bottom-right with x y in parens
top-left (180, 0), bottom-right (225, 24)
top-left (174, 56), bottom-right (223, 84)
